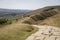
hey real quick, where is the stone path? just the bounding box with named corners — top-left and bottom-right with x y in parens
top-left (26, 25), bottom-right (60, 40)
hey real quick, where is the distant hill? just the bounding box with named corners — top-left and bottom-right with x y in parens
top-left (22, 5), bottom-right (60, 27)
top-left (0, 8), bottom-right (32, 13)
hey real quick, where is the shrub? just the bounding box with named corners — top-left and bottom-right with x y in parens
top-left (0, 18), bottom-right (12, 25)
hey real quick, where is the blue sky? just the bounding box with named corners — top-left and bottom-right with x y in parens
top-left (0, 0), bottom-right (60, 10)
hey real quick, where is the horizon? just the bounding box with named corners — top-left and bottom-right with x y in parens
top-left (0, 5), bottom-right (60, 10)
top-left (0, 0), bottom-right (60, 10)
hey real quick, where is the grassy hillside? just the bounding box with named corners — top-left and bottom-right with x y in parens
top-left (22, 6), bottom-right (60, 27)
top-left (38, 13), bottom-right (60, 27)
top-left (0, 23), bottom-right (37, 40)
top-left (0, 11), bottom-right (38, 40)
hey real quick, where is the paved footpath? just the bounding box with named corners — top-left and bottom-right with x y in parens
top-left (26, 25), bottom-right (60, 40)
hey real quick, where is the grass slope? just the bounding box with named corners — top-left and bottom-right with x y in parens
top-left (0, 22), bottom-right (37, 40)
top-left (38, 13), bottom-right (60, 27)
top-left (22, 6), bottom-right (60, 27)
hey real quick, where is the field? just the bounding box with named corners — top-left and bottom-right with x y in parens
top-left (0, 22), bottom-right (38, 40)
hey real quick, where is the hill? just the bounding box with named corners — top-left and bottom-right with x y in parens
top-left (0, 6), bottom-right (60, 40)
top-left (22, 6), bottom-right (60, 27)
top-left (0, 8), bottom-right (32, 13)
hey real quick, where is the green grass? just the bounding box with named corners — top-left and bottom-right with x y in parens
top-left (0, 23), bottom-right (38, 40)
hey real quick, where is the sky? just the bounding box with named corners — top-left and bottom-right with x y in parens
top-left (0, 0), bottom-right (60, 10)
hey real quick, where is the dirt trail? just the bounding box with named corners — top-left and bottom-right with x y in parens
top-left (26, 25), bottom-right (60, 40)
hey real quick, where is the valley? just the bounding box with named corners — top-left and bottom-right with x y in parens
top-left (0, 6), bottom-right (60, 40)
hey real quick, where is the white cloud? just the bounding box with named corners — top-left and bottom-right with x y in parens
top-left (0, 0), bottom-right (60, 10)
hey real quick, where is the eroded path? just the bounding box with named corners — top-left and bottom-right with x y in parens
top-left (26, 25), bottom-right (60, 40)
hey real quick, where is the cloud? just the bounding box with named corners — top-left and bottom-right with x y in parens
top-left (0, 0), bottom-right (60, 10)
